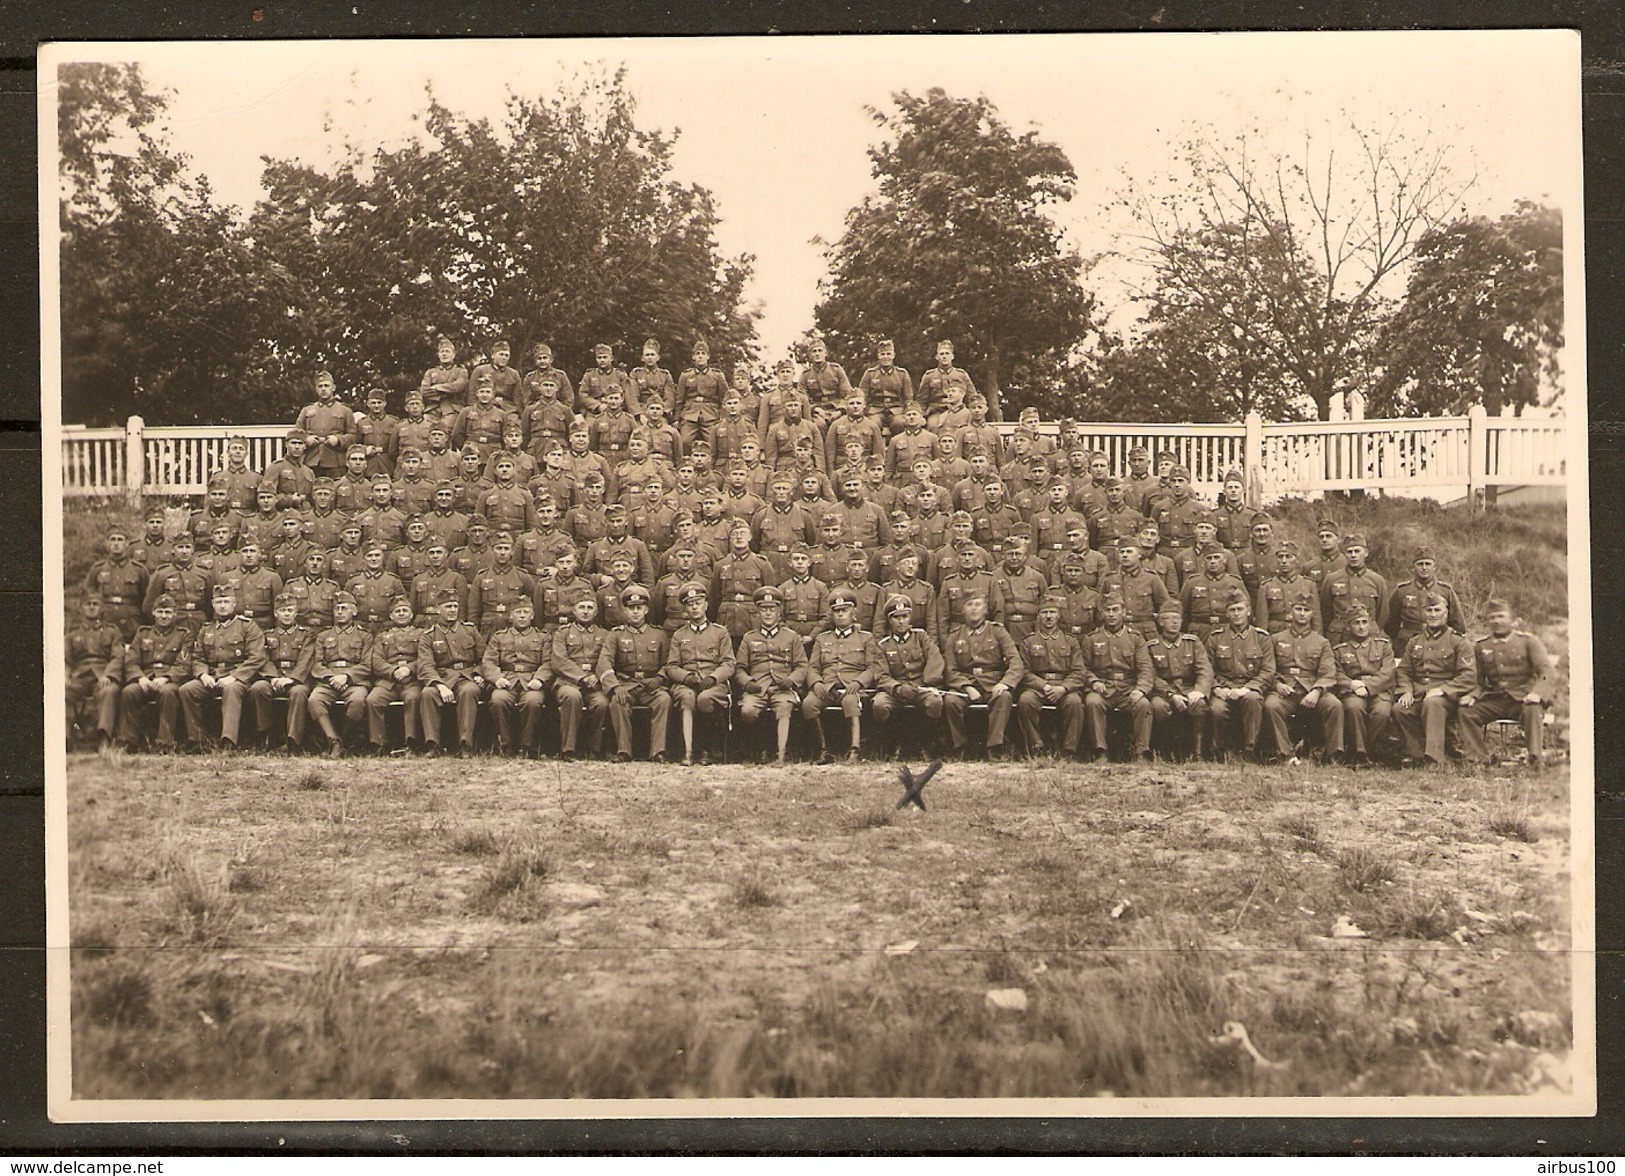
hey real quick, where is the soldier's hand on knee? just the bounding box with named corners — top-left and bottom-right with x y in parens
top-left (1460, 695), bottom-right (1475, 707)
top-left (1303, 689), bottom-right (1321, 708)
top-left (436, 683), bottom-right (454, 703)
top-left (1397, 691), bottom-right (1415, 709)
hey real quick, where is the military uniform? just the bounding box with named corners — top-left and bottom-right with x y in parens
top-left (248, 618), bottom-right (317, 749)
top-left (109, 620), bottom-right (191, 748)
top-left (418, 362), bottom-right (469, 419)
top-left (144, 561), bottom-right (212, 636)
top-left (577, 367), bottom-right (635, 417)
top-left (216, 564), bottom-right (283, 628)
top-left (941, 620), bottom-right (1023, 752)
top-left (1146, 629), bottom-right (1214, 758)
top-left (859, 364), bottom-right (914, 423)
top-left (599, 615), bottom-right (672, 759)
top-left (1016, 625), bottom-right (1088, 755)
top-left (284, 573), bottom-right (339, 632)
top-left (467, 562), bottom-right (538, 637)
top-left (344, 567), bottom-right (407, 633)
top-left (1180, 570), bottom-right (1247, 639)
top-left (179, 611), bottom-right (268, 747)
top-left (872, 625), bottom-right (946, 732)
top-left (711, 550), bottom-right (779, 639)
top-left (674, 365), bottom-right (729, 449)
top-left (734, 621), bottom-right (807, 732)
top-left (1100, 567), bottom-right (1169, 639)
top-left (630, 364), bottom-right (676, 418)
top-left (937, 570), bottom-right (1005, 637)
top-left (1322, 567), bottom-right (1389, 646)
top-left (410, 568), bottom-right (467, 628)
top-left (1263, 625), bottom-right (1340, 758)
top-left (799, 361), bottom-right (854, 419)
top-left (481, 621), bottom-right (554, 755)
top-left (1394, 625), bottom-right (1477, 764)
top-left (802, 621), bottom-right (881, 754)
top-left (364, 620), bottom-right (425, 749)
top-left (84, 556), bottom-right (147, 639)
top-left (1080, 622), bottom-right (1154, 758)
top-left (306, 619), bottom-right (373, 750)
top-left (1387, 578), bottom-right (1466, 649)
top-left (1256, 574), bottom-right (1323, 634)
top-left (1459, 628), bottom-right (1554, 763)
top-left (418, 618), bottom-right (484, 752)
top-left (1206, 622), bottom-right (1276, 755)
top-left (64, 611), bottom-right (123, 741)
top-left (993, 563), bottom-right (1049, 641)
top-left (916, 365), bottom-right (976, 418)
top-left (1332, 631), bottom-right (1396, 760)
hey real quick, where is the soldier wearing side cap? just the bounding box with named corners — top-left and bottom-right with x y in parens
top-left (1256, 541), bottom-right (1323, 635)
top-left (418, 336), bottom-right (470, 420)
top-left (480, 452), bottom-right (537, 535)
top-left (1080, 590), bottom-right (1154, 762)
top-left (452, 371), bottom-right (514, 461)
top-left (577, 341), bottom-right (634, 417)
top-left (451, 515), bottom-right (496, 580)
top-left (1180, 542), bottom-right (1247, 640)
top-left (754, 475), bottom-right (817, 582)
top-left (409, 540), bottom-right (467, 629)
top-left (301, 480), bottom-right (347, 549)
top-left (1394, 592), bottom-right (1476, 767)
top-left (396, 393), bottom-right (436, 465)
top-left (467, 339), bottom-right (522, 413)
top-left (354, 387), bottom-right (400, 476)
top-left (219, 538), bottom-right (284, 629)
top-left (871, 594), bottom-right (947, 757)
top-left (84, 525), bottom-right (148, 640)
top-left (107, 593), bottom-right (191, 751)
top-left (451, 445), bottom-right (496, 516)
top-left (419, 589), bottom-right (485, 757)
top-left (1235, 512), bottom-right (1278, 597)
top-left (583, 504), bottom-right (655, 587)
top-left (709, 519), bottom-right (779, 640)
top-left (876, 548), bottom-right (936, 641)
top-left (916, 339), bottom-right (976, 421)
top-left (1050, 553), bottom-right (1104, 644)
top-left (1015, 594), bottom-right (1089, 759)
top-left (129, 507), bottom-right (174, 572)
top-left (1302, 519), bottom-right (1347, 589)
top-left (333, 445), bottom-right (377, 516)
top-left (242, 484), bottom-right (287, 555)
top-left (520, 343), bottom-right (575, 422)
top-left (674, 339), bottom-right (729, 452)
top-left (1459, 600), bottom-right (1555, 767)
top-left (1101, 538), bottom-right (1169, 640)
top-left (1331, 604), bottom-right (1396, 765)
top-left (64, 594), bottom-right (123, 749)
top-left (597, 585), bottom-right (672, 763)
top-left (305, 590), bottom-right (372, 757)
top-left (467, 531), bottom-right (538, 639)
top-left (1094, 476), bottom-right (1148, 558)
top-left (345, 541), bottom-right (407, 633)
top-left (269, 511), bottom-right (318, 580)
top-left (480, 598), bottom-right (552, 758)
top-left (776, 543), bottom-right (830, 643)
top-left (630, 338), bottom-right (676, 421)
top-left (664, 582), bottom-right (736, 765)
top-left (286, 546), bottom-right (340, 632)
top-left (1154, 465), bottom-right (1204, 555)
top-left (364, 596), bottom-right (426, 754)
top-left (1122, 446), bottom-right (1157, 514)
top-left (143, 534), bottom-right (212, 637)
top-left (209, 434), bottom-right (263, 513)
top-left (188, 482), bottom-right (243, 551)
top-left (732, 586), bottom-right (807, 765)
top-left (248, 591), bottom-right (316, 752)
top-left (1262, 596), bottom-right (1341, 762)
top-left (938, 541), bottom-right (1006, 638)
top-left (1146, 602), bottom-right (1213, 761)
top-left (177, 585), bottom-right (267, 752)
top-left (389, 514), bottom-right (435, 585)
top-left (803, 588), bottom-right (882, 764)
top-left (296, 370), bottom-right (359, 476)
top-left (941, 592), bottom-right (1023, 760)
top-left (522, 378), bottom-right (576, 462)
top-left (1386, 545), bottom-right (1465, 649)
top-left (1172, 511), bottom-right (1238, 589)
top-left (992, 536), bottom-right (1049, 642)
top-left (264, 429), bottom-right (317, 511)
top-left (1322, 533), bottom-right (1389, 646)
top-left (1205, 589), bottom-right (1275, 759)
top-left (1212, 470), bottom-right (1254, 551)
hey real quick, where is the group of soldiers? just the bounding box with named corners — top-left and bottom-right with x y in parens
top-left (64, 335), bottom-right (1557, 768)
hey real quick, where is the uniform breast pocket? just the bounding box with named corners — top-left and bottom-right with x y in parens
top-left (1331, 584), bottom-right (1348, 597)
top-left (433, 640), bottom-right (448, 654)
top-left (1193, 586), bottom-right (1206, 599)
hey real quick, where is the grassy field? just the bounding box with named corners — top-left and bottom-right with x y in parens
top-left (65, 750), bottom-right (1576, 1102)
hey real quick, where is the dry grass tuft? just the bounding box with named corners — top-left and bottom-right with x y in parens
top-left (1337, 845), bottom-right (1396, 893)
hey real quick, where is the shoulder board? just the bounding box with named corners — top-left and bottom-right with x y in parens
top-left (1516, 629), bottom-right (1536, 638)
top-left (1475, 633), bottom-right (1493, 643)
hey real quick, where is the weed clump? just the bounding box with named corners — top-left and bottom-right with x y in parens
top-left (82, 968), bottom-right (154, 1027)
top-left (469, 843), bottom-right (552, 915)
top-left (295, 768), bottom-right (329, 792)
top-left (1489, 810), bottom-right (1539, 843)
top-left (1337, 846), bottom-right (1396, 893)
top-left (733, 871), bottom-right (780, 908)
top-left (450, 826), bottom-right (501, 855)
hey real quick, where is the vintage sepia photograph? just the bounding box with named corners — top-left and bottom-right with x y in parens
top-left (40, 31), bottom-right (1592, 1119)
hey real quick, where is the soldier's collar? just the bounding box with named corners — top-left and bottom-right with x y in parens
top-left (758, 625), bottom-right (779, 638)
top-left (832, 627), bottom-right (854, 638)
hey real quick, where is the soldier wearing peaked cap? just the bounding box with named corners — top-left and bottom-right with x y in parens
top-left (663, 580), bottom-right (735, 765)
top-left (803, 588), bottom-right (882, 763)
top-left (478, 598), bottom-right (552, 758)
top-left (871, 593), bottom-right (947, 755)
top-left (1330, 603), bottom-right (1396, 765)
top-left (731, 585), bottom-right (806, 764)
top-left (1394, 591), bottom-right (1476, 766)
top-left (598, 581), bottom-right (673, 762)
top-left (1205, 588), bottom-right (1275, 759)
top-left (419, 588), bottom-right (485, 757)
top-left (1458, 600), bottom-right (1555, 767)
top-left (941, 591), bottom-right (1023, 759)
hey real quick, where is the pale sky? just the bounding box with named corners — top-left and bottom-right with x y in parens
top-left (46, 31), bottom-right (1581, 361)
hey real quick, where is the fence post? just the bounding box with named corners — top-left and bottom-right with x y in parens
top-left (124, 415), bottom-right (145, 508)
top-left (1348, 390), bottom-right (1366, 421)
top-left (1243, 411), bottom-right (1265, 503)
top-left (1467, 403), bottom-right (1488, 510)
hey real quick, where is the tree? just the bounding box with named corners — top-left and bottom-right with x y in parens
top-left (810, 89), bottom-right (1095, 419)
top-left (58, 62), bottom-right (288, 425)
top-left (1119, 117), bottom-right (1476, 420)
top-left (1373, 202), bottom-right (1563, 417)
top-left (248, 68), bottom-right (759, 408)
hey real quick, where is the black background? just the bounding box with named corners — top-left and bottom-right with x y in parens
top-left (2, 1), bottom-right (1621, 1156)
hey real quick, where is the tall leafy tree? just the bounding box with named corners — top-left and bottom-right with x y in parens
top-left (810, 88), bottom-right (1095, 419)
top-left (249, 68), bottom-right (759, 406)
top-left (1373, 202), bottom-right (1563, 417)
top-left (1119, 117), bottom-right (1476, 420)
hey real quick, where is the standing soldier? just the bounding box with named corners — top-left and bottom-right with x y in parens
top-left (875, 546), bottom-right (935, 637)
top-left (1322, 533), bottom-right (1389, 646)
top-left (916, 339), bottom-right (977, 420)
top-left (1331, 604), bottom-right (1396, 766)
top-left (1080, 591), bottom-right (1154, 762)
top-left (188, 483), bottom-right (243, 550)
top-left (825, 550), bottom-right (882, 637)
top-left (355, 388), bottom-right (400, 476)
top-left (84, 526), bottom-right (147, 640)
top-left (334, 446), bottom-right (377, 516)
top-left (941, 592), bottom-right (1022, 760)
top-left (1206, 590), bottom-right (1275, 761)
top-left (733, 586), bottom-right (806, 765)
top-left (1045, 522), bottom-right (1110, 591)
top-left (1151, 466), bottom-right (1202, 557)
top-left (870, 594), bottom-right (946, 756)
top-left (418, 336), bottom-right (470, 419)
top-left (1235, 513), bottom-right (1278, 597)
top-left (129, 507), bottom-right (173, 572)
top-left (264, 430), bottom-right (316, 511)
top-left (286, 547), bottom-right (339, 634)
top-left (345, 541), bottom-right (406, 634)
top-left (538, 549), bottom-right (595, 634)
top-left (250, 591), bottom-right (316, 753)
top-left (409, 539), bottom-right (466, 628)
top-left (663, 583), bottom-right (736, 766)
top-left (208, 435), bottom-right (262, 512)
top-left (763, 388), bottom-right (824, 473)
top-left (1050, 553), bottom-right (1104, 645)
top-left (577, 342), bottom-right (633, 416)
top-left (777, 543), bottom-right (829, 645)
top-left (143, 534), bottom-right (212, 638)
top-left (523, 377), bottom-right (576, 463)
top-left (218, 539), bottom-right (283, 629)
top-left (630, 338), bottom-right (675, 421)
top-left (479, 454), bottom-right (536, 536)
top-left (1180, 542), bottom-right (1247, 641)
top-left (858, 338), bottom-right (913, 436)
top-left (1121, 447), bottom-right (1156, 514)
top-left (802, 589), bottom-right (880, 764)
top-left (938, 541), bottom-right (1006, 640)
top-left (1263, 598), bottom-right (1341, 763)
top-left (65, 595), bottom-right (123, 748)
top-left (1212, 470), bottom-right (1254, 551)
top-left (468, 340), bottom-right (522, 413)
top-left (241, 484), bottom-right (287, 554)
top-left (1172, 512), bottom-right (1238, 589)
top-left (395, 393), bottom-right (436, 465)
top-left (992, 537), bottom-right (1048, 642)
top-left (1094, 477), bottom-right (1148, 558)
top-left (389, 514), bottom-right (435, 586)
top-left (674, 339), bottom-right (728, 452)
top-left (582, 504), bottom-right (654, 587)
top-left (1393, 593), bottom-right (1477, 768)
top-left (711, 520), bottom-right (777, 641)
top-left (1146, 601), bottom-right (1213, 761)
top-left (1102, 538), bottom-right (1169, 640)
top-left (306, 591), bottom-right (372, 758)
top-left (364, 596), bottom-right (425, 754)
top-left (466, 531), bottom-right (537, 640)
top-left (825, 390), bottom-right (884, 473)
top-left (754, 474), bottom-right (816, 582)
top-left (296, 371), bottom-right (359, 478)
top-left (600, 585), bottom-right (672, 764)
top-left (1459, 600), bottom-right (1555, 768)
top-left (798, 337), bottom-right (853, 424)
top-left (550, 595), bottom-right (611, 761)
top-left (1256, 541), bottom-right (1323, 634)
top-left (422, 483), bottom-right (471, 560)
top-left (520, 343), bottom-right (574, 418)
top-left (302, 480), bottom-right (347, 549)
top-left (886, 405), bottom-right (937, 480)
top-left (418, 590), bottom-right (484, 757)
top-left (108, 594), bottom-right (191, 752)
top-left (1015, 594), bottom-right (1088, 759)
top-left (1134, 521), bottom-right (1180, 601)
top-left (480, 599), bottom-right (552, 758)
top-left (179, 585), bottom-right (267, 752)
top-left (1302, 519), bottom-right (1347, 589)
top-left (1387, 545), bottom-right (1466, 649)
top-left (268, 511), bottom-right (317, 581)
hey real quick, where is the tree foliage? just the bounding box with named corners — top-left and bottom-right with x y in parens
top-left (1372, 201), bottom-right (1563, 417)
top-left (810, 88), bottom-right (1095, 419)
top-left (249, 68), bottom-right (758, 411)
top-left (1116, 117), bottom-right (1476, 421)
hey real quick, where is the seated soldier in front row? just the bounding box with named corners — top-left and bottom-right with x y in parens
top-left (1458, 600), bottom-right (1554, 768)
top-left (733, 586), bottom-right (807, 765)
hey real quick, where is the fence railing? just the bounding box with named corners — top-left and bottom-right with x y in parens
top-left (60, 407), bottom-right (1567, 505)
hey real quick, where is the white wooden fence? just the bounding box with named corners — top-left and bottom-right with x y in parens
top-left (59, 407), bottom-right (1568, 506)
